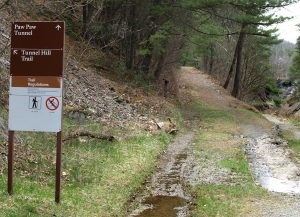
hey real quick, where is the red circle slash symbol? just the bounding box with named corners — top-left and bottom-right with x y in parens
top-left (46, 97), bottom-right (60, 111)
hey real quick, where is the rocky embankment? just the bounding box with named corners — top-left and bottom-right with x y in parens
top-left (276, 80), bottom-right (300, 119)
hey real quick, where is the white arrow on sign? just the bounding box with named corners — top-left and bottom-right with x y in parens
top-left (13, 50), bottom-right (18, 55)
top-left (55, 25), bottom-right (61, 31)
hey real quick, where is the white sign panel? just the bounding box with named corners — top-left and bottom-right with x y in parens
top-left (8, 77), bottom-right (63, 132)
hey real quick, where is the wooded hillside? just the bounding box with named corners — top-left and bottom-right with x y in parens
top-left (1, 0), bottom-right (298, 101)
top-left (271, 40), bottom-right (295, 80)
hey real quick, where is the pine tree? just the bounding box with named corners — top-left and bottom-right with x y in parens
top-left (290, 35), bottom-right (300, 80)
top-left (181, 0), bottom-right (297, 98)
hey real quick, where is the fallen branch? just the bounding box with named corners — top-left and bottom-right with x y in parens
top-left (63, 130), bottom-right (115, 142)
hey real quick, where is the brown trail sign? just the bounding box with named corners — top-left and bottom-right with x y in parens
top-left (8, 21), bottom-right (65, 203)
top-left (11, 21), bottom-right (64, 76)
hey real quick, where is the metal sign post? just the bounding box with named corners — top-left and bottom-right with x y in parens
top-left (55, 131), bottom-right (62, 203)
top-left (8, 131), bottom-right (14, 195)
top-left (8, 21), bottom-right (65, 203)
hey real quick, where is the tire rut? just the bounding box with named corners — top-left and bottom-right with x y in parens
top-left (128, 133), bottom-right (194, 217)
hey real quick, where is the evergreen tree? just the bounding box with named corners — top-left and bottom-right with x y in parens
top-left (181, 0), bottom-right (297, 98)
top-left (290, 35), bottom-right (300, 80)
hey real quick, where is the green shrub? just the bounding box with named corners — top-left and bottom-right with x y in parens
top-left (273, 96), bottom-right (282, 107)
top-left (266, 84), bottom-right (281, 95)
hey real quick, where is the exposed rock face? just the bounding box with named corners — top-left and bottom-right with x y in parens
top-left (0, 115), bottom-right (7, 142)
top-left (295, 110), bottom-right (300, 119)
top-left (64, 59), bottom-right (141, 125)
top-left (276, 80), bottom-right (299, 118)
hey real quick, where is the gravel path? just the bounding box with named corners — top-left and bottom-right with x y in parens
top-left (244, 195), bottom-right (300, 217)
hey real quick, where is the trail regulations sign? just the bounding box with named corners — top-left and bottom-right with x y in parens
top-left (8, 21), bottom-right (64, 132)
top-left (7, 21), bottom-right (65, 203)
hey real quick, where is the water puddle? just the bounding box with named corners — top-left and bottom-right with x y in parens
top-left (128, 134), bottom-right (194, 217)
top-left (242, 115), bottom-right (300, 195)
top-left (136, 196), bottom-right (186, 217)
top-left (246, 135), bottom-right (300, 195)
top-left (260, 176), bottom-right (300, 194)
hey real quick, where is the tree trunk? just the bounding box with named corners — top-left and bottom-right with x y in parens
top-left (203, 55), bottom-right (209, 72)
top-left (125, 1), bottom-right (136, 69)
top-left (154, 55), bottom-right (165, 80)
top-left (231, 25), bottom-right (246, 98)
top-left (208, 44), bottom-right (214, 74)
top-left (82, 1), bottom-right (93, 39)
top-left (223, 38), bottom-right (239, 89)
top-left (141, 52), bottom-right (152, 73)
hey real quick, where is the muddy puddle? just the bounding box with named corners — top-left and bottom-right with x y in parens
top-left (128, 134), bottom-right (194, 217)
top-left (136, 196), bottom-right (186, 217)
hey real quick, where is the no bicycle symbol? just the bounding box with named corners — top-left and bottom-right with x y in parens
top-left (46, 97), bottom-right (59, 111)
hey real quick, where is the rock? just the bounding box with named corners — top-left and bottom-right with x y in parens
top-left (114, 95), bottom-right (126, 104)
top-left (294, 110), bottom-right (300, 120)
top-left (0, 57), bottom-right (9, 68)
top-left (0, 116), bottom-right (8, 142)
top-left (147, 125), bottom-right (157, 132)
top-left (289, 102), bottom-right (300, 114)
top-left (281, 102), bottom-right (300, 116)
top-left (79, 138), bottom-right (87, 143)
top-left (63, 59), bottom-right (141, 126)
top-left (155, 119), bottom-right (177, 134)
top-left (156, 122), bottom-right (165, 129)
top-left (1, 32), bottom-right (9, 40)
top-left (88, 108), bottom-right (97, 115)
top-left (68, 111), bottom-right (86, 124)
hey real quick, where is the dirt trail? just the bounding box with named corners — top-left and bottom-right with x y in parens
top-left (128, 67), bottom-right (230, 217)
top-left (178, 67), bottom-right (237, 108)
top-left (128, 67), bottom-right (300, 217)
top-left (128, 67), bottom-right (240, 216)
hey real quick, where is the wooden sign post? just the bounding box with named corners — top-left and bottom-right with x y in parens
top-left (8, 21), bottom-right (65, 203)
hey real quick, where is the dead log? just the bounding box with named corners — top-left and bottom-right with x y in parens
top-left (63, 130), bottom-right (115, 142)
